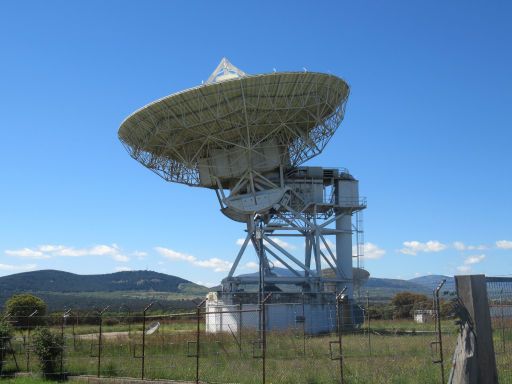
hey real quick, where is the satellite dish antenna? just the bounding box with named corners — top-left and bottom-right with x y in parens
top-left (145, 321), bottom-right (160, 335)
top-left (119, 58), bottom-right (366, 331)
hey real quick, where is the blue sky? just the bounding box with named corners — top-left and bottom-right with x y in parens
top-left (0, 1), bottom-right (511, 285)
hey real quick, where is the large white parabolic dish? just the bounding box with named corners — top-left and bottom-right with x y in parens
top-left (119, 59), bottom-right (349, 188)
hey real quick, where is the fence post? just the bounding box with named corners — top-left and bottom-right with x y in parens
top-left (302, 292), bottom-right (306, 356)
top-left (96, 306), bottom-right (109, 378)
top-left (141, 302), bottom-right (154, 380)
top-left (26, 309), bottom-right (38, 372)
top-left (261, 293), bottom-right (272, 384)
top-left (454, 275), bottom-right (498, 384)
top-left (196, 298), bottom-right (207, 384)
top-left (431, 279), bottom-right (446, 384)
top-left (336, 291), bottom-right (344, 384)
top-left (500, 288), bottom-right (506, 353)
top-left (61, 309), bottom-right (71, 379)
top-left (334, 287), bottom-right (347, 384)
top-left (238, 302), bottom-right (243, 354)
top-left (366, 291), bottom-right (371, 356)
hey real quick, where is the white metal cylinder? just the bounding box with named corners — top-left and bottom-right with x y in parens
top-left (335, 213), bottom-right (353, 297)
top-left (335, 177), bottom-right (359, 297)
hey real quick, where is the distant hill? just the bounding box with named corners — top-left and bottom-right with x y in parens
top-left (232, 268), bottom-right (437, 301)
top-left (408, 275), bottom-right (456, 293)
top-left (0, 269), bottom-right (457, 311)
top-left (0, 269), bottom-right (206, 293)
top-left (360, 277), bottom-right (431, 301)
top-left (0, 270), bottom-right (209, 311)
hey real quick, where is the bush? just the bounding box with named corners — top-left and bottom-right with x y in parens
top-left (31, 327), bottom-right (64, 377)
top-left (0, 319), bottom-right (13, 373)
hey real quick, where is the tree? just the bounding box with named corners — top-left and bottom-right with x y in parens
top-left (391, 292), bottom-right (431, 318)
top-left (5, 294), bottom-right (47, 328)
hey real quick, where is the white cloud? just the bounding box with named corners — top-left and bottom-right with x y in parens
top-left (112, 254), bottom-right (130, 262)
top-left (453, 241), bottom-right (486, 251)
top-left (236, 238), bottom-right (247, 246)
top-left (155, 247), bottom-right (232, 273)
top-left (4, 248), bottom-right (49, 259)
top-left (496, 240), bottom-right (512, 250)
top-left (266, 238), bottom-right (296, 250)
top-left (244, 261), bottom-right (259, 270)
top-left (0, 263), bottom-right (37, 272)
top-left (362, 242), bottom-right (386, 260)
top-left (456, 254), bottom-right (486, 274)
top-left (155, 247), bottom-right (196, 262)
top-left (194, 258), bottom-right (232, 272)
top-left (464, 254), bottom-right (486, 265)
top-left (133, 251), bottom-right (148, 259)
top-left (4, 244), bottom-right (130, 262)
top-left (400, 240), bottom-right (447, 256)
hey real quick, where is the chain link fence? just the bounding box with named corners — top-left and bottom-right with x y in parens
top-left (487, 277), bottom-right (512, 383)
top-left (0, 290), bottom-right (463, 384)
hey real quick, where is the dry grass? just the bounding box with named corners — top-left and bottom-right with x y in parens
top-left (3, 318), bottom-right (510, 383)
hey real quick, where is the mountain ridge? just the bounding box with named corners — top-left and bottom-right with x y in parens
top-left (0, 269), bottom-right (455, 309)
top-left (0, 269), bottom-right (206, 294)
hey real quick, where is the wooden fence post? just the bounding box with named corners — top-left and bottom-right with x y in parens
top-left (454, 274), bottom-right (498, 384)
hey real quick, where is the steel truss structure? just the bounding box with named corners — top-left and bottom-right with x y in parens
top-left (221, 167), bottom-right (366, 295)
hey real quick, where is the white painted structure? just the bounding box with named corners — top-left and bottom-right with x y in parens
top-left (414, 309), bottom-right (434, 323)
top-left (206, 292), bottom-right (338, 334)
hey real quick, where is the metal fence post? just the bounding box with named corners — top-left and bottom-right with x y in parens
top-left (336, 289), bottom-right (346, 384)
top-left (25, 309), bottom-right (38, 372)
top-left (366, 291), bottom-right (371, 356)
top-left (195, 298), bottom-right (207, 384)
top-left (261, 293), bottom-right (272, 384)
top-left (431, 280), bottom-right (446, 384)
top-left (97, 306), bottom-right (109, 378)
top-left (141, 302), bottom-right (154, 380)
top-left (500, 288), bottom-right (506, 353)
top-left (302, 292), bottom-right (306, 356)
top-left (327, 288), bottom-right (347, 384)
top-left (239, 302), bottom-right (243, 354)
top-left (61, 309), bottom-right (71, 379)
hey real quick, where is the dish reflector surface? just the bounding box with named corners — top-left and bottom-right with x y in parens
top-left (119, 59), bottom-right (349, 187)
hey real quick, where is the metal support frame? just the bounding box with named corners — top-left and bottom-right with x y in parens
top-left (222, 192), bottom-right (366, 297)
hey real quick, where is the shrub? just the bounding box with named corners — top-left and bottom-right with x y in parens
top-left (31, 327), bottom-right (64, 377)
